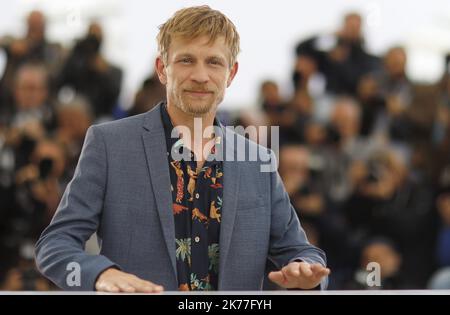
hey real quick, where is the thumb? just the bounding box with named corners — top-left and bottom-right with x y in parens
top-left (268, 271), bottom-right (286, 286)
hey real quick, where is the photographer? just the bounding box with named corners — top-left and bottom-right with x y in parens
top-left (57, 22), bottom-right (122, 119)
top-left (13, 138), bottom-right (66, 242)
top-left (0, 10), bottom-right (64, 98)
top-left (344, 149), bottom-right (436, 287)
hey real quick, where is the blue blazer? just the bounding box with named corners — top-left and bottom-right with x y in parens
top-left (35, 103), bottom-right (327, 291)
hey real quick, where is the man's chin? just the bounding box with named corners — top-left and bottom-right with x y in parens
top-left (182, 103), bottom-right (215, 116)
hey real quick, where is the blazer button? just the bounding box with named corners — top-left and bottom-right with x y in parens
top-left (195, 193), bottom-right (200, 199)
top-left (194, 236), bottom-right (200, 243)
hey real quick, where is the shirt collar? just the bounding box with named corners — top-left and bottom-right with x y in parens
top-left (160, 102), bottom-right (222, 161)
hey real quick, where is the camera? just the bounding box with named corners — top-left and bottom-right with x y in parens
top-left (38, 157), bottom-right (54, 180)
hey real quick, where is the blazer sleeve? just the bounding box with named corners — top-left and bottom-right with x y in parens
top-left (266, 150), bottom-right (328, 289)
top-left (35, 125), bottom-right (119, 291)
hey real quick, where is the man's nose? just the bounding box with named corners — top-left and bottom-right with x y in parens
top-left (190, 63), bottom-right (209, 84)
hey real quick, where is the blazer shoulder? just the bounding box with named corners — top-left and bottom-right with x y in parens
top-left (90, 113), bottom-right (147, 137)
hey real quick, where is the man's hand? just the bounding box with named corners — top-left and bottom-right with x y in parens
top-left (268, 261), bottom-right (330, 289)
top-left (95, 268), bottom-right (164, 293)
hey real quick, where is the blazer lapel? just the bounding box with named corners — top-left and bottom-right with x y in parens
top-left (140, 105), bottom-right (241, 288)
top-left (218, 126), bottom-right (240, 288)
top-left (141, 104), bottom-right (177, 280)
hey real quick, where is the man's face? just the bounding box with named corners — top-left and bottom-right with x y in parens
top-left (385, 49), bottom-right (406, 77)
top-left (14, 69), bottom-right (48, 110)
top-left (156, 35), bottom-right (238, 116)
top-left (342, 15), bottom-right (362, 42)
top-left (27, 11), bottom-right (45, 43)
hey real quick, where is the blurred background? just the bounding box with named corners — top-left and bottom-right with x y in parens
top-left (1, 0), bottom-right (450, 291)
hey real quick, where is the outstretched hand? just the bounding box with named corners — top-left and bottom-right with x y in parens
top-left (268, 261), bottom-right (330, 289)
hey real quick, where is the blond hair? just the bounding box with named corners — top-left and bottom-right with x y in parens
top-left (157, 5), bottom-right (240, 67)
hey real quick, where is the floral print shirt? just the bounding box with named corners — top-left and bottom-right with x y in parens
top-left (161, 104), bottom-right (223, 291)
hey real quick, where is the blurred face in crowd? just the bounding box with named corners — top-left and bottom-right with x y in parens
top-left (331, 99), bottom-right (361, 139)
top-left (357, 150), bottom-right (408, 200)
top-left (357, 75), bottom-right (378, 100)
top-left (380, 150), bottom-right (408, 187)
top-left (384, 47), bottom-right (407, 78)
top-left (261, 81), bottom-right (280, 105)
top-left (14, 65), bottom-right (48, 110)
top-left (27, 10), bottom-right (46, 43)
top-left (279, 146), bottom-right (310, 188)
top-left (291, 90), bottom-right (313, 114)
top-left (57, 104), bottom-right (92, 140)
top-left (341, 13), bottom-right (362, 42)
top-left (88, 22), bottom-right (103, 42)
top-left (156, 35), bottom-right (238, 116)
top-left (304, 122), bottom-right (327, 146)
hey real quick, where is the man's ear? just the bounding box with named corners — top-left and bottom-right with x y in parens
top-left (226, 62), bottom-right (239, 88)
top-left (155, 56), bottom-right (167, 85)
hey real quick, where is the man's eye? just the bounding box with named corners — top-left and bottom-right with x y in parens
top-left (209, 60), bottom-right (223, 66)
top-left (180, 58), bottom-right (192, 64)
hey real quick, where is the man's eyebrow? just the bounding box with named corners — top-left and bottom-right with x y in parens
top-left (175, 53), bottom-right (195, 59)
top-left (207, 55), bottom-right (226, 61)
top-left (174, 53), bottom-right (226, 60)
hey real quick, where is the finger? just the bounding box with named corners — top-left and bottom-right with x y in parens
top-left (147, 283), bottom-right (164, 293)
top-left (299, 262), bottom-right (313, 277)
top-left (283, 263), bottom-right (300, 280)
top-left (129, 279), bottom-right (156, 293)
top-left (310, 264), bottom-right (326, 274)
top-left (268, 271), bottom-right (286, 286)
top-left (96, 282), bottom-right (120, 293)
top-left (115, 281), bottom-right (137, 293)
top-left (131, 278), bottom-right (164, 293)
top-left (107, 284), bottom-right (121, 293)
top-left (140, 280), bottom-right (164, 293)
top-left (315, 268), bottom-right (331, 279)
top-left (310, 264), bottom-right (322, 272)
top-left (311, 264), bottom-right (331, 276)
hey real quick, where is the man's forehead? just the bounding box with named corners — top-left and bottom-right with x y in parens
top-left (172, 34), bottom-right (226, 45)
top-left (169, 35), bottom-right (230, 58)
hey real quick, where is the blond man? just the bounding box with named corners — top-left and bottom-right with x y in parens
top-left (36, 6), bottom-right (329, 292)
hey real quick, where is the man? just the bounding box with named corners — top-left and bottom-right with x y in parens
top-left (35, 6), bottom-right (329, 292)
top-left (0, 10), bottom-right (63, 94)
top-left (56, 22), bottom-right (123, 119)
top-left (10, 62), bottom-right (54, 131)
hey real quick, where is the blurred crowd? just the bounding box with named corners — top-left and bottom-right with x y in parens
top-left (0, 10), bottom-right (449, 290)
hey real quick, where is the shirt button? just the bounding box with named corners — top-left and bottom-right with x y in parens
top-left (195, 193), bottom-right (200, 199)
top-left (194, 236), bottom-right (200, 243)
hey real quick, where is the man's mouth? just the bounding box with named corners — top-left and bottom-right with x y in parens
top-left (184, 90), bottom-right (213, 96)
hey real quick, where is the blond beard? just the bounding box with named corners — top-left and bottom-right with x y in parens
top-left (178, 94), bottom-right (223, 116)
top-left (180, 101), bottom-right (214, 116)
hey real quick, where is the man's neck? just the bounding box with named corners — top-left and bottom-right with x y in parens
top-left (166, 102), bottom-right (217, 166)
top-left (166, 103), bottom-right (215, 140)
top-left (167, 102), bottom-right (215, 126)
